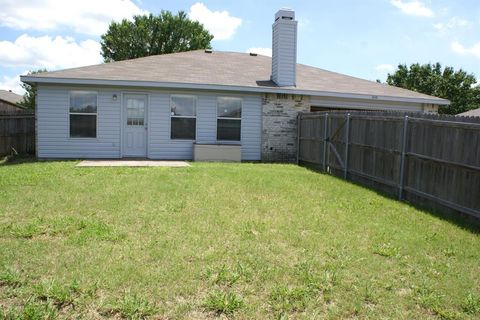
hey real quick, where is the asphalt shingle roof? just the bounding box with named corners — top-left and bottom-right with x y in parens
top-left (458, 108), bottom-right (480, 117)
top-left (0, 89), bottom-right (23, 105)
top-left (26, 50), bottom-right (447, 103)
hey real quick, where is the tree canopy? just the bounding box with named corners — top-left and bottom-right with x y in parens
top-left (100, 11), bottom-right (213, 62)
top-left (386, 62), bottom-right (480, 114)
top-left (20, 69), bottom-right (47, 109)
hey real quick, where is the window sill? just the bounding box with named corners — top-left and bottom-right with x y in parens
top-left (68, 137), bottom-right (99, 141)
top-left (170, 139), bottom-right (196, 142)
top-left (214, 140), bottom-right (242, 145)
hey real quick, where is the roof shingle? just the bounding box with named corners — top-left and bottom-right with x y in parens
top-left (0, 89), bottom-right (23, 105)
top-left (458, 108), bottom-right (480, 117)
top-left (25, 50), bottom-right (447, 103)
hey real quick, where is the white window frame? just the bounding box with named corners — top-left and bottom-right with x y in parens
top-left (68, 90), bottom-right (98, 139)
top-left (216, 97), bottom-right (242, 142)
top-left (170, 94), bottom-right (197, 141)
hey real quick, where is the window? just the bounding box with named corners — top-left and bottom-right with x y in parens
top-left (171, 95), bottom-right (196, 140)
top-left (217, 97), bottom-right (241, 141)
top-left (127, 98), bottom-right (145, 126)
top-left (69, 91), bottom-right (97, 138)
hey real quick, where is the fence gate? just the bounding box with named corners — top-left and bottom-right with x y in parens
top-left (298, 112), bottom-right (350, 179)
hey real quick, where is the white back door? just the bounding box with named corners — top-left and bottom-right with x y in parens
top-left (123, 94), bottom-right (147, 157)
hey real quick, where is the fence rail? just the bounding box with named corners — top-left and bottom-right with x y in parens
top-left (0, 111), bottom-right (35, 157)
top-left (298, 110), bottom-right (480, 220)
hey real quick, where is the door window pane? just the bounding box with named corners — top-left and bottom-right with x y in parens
top-left (127, 98), bottom-right (145, 126)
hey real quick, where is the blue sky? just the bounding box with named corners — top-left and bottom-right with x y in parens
top-left (0, 0), bottom-right (479, 94)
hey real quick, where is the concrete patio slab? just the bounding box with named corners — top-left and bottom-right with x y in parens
top-left (76, 160), bottom-right (190, 167)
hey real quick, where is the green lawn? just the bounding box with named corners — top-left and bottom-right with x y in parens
top-left (0, 159), bottom-right (479, 319)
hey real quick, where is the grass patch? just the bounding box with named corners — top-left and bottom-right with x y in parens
top-left (1, 299), bottom-right (58, 320)
top-left (104, 292), bottom-right (156, 319)
top-left (373, 242), bottom-right (400, 258)
top-left (205, 262), bottom-right (253, 286)
top-left (33, 280), bottom-right (81, 309)
top-left (1, 216), bottom-right (126, 244)
top-left (203, 290), bottom-right (244, 315)
top-left (269, 285), bottom-right (315, 316)
top-left (0, 268), bottom-right (22, 288)
top-left (463, 293), bottom-right (480, 315)
top-left (0, 161), bottom-right (479, 319)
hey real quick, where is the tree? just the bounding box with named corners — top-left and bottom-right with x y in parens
top-left (100, 11), bottom-right (213, 62)
top-left (386, 62), bottom-right (479, 114)
top-left (20, 69), bottom-right (47, 109)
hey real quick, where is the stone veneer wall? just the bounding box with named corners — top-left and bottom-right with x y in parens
top-left (261, 93), bottom-right (310, 162)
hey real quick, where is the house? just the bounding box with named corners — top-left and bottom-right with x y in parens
top-left (457, 108), bottom-right (480, 117)
top-left (0, 89), bottom-right (25, 112)
top-left (21, 8), bottom-right (448, 162)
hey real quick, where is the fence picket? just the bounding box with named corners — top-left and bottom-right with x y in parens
top-left (298, 110), bottom-right (480, 220)
top-left (0, 111), bottom-right (35, 157)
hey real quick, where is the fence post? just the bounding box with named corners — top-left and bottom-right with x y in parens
top-left (398, 115), bottom-right (409, 200)
top-left (296, 112), bottom-right (301, 164)
top-left (344, 113), bottom-right (350, 179)
top-left (323, 113), bottom-right (329, 172)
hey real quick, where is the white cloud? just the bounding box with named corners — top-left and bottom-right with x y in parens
top-left (375, 64), bottom-right (395, 72)
top-left (0, 0), bottom-right (146, 36)
top-left (0, 74), bottom-right (25, 95)
top-left (390, 0), bottom-right (434, 17)
top-left (0, 34), bottom-right (102, 69)
top-left (298, 18), bottom-right (311, 29)
top-left (433, 17), bottom-right (470, 32)
top-left (246, 47), bottom-right (272, 57)
top-left (451, 41), bottom-right (480, 59)
top-left (188, 2), bottom-right (242, 40)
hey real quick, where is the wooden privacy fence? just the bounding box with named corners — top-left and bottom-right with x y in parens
top-left (298, 111), bottom-right (480, 220)
top-left (0, 111), bottom-right (35, 157)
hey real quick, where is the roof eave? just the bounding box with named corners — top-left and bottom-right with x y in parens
top-left (20, 76), bottom-right (450, 105)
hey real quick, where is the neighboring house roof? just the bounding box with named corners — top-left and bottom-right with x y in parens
top-left (0, 89), bottom-right (23, 106)
top-left (22, 50), bottom-right (449, 105)
top-left (458, 108), bottom-right (480, 117)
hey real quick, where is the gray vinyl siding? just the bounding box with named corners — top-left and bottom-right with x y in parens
top-left (310, 96), bottom-right (425, 112)
top-left (148, 92), bottom-right (262, 160)
top-left (37, 86), bottom-right (121, 158)
top-left (271, 20), bottom-right (297, 86)
top-left (240, 95), bottom-right (262, 160)
top-left (147, 92), bottom-right (192, 160)
top-left (36, 85), bottom-right (262, 160)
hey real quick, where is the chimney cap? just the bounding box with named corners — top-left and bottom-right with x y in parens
top-left (275, 8), bottom-right (295, 21)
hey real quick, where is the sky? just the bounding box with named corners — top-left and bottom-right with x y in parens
top-left (0, 0), bottom-right (479, 94)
